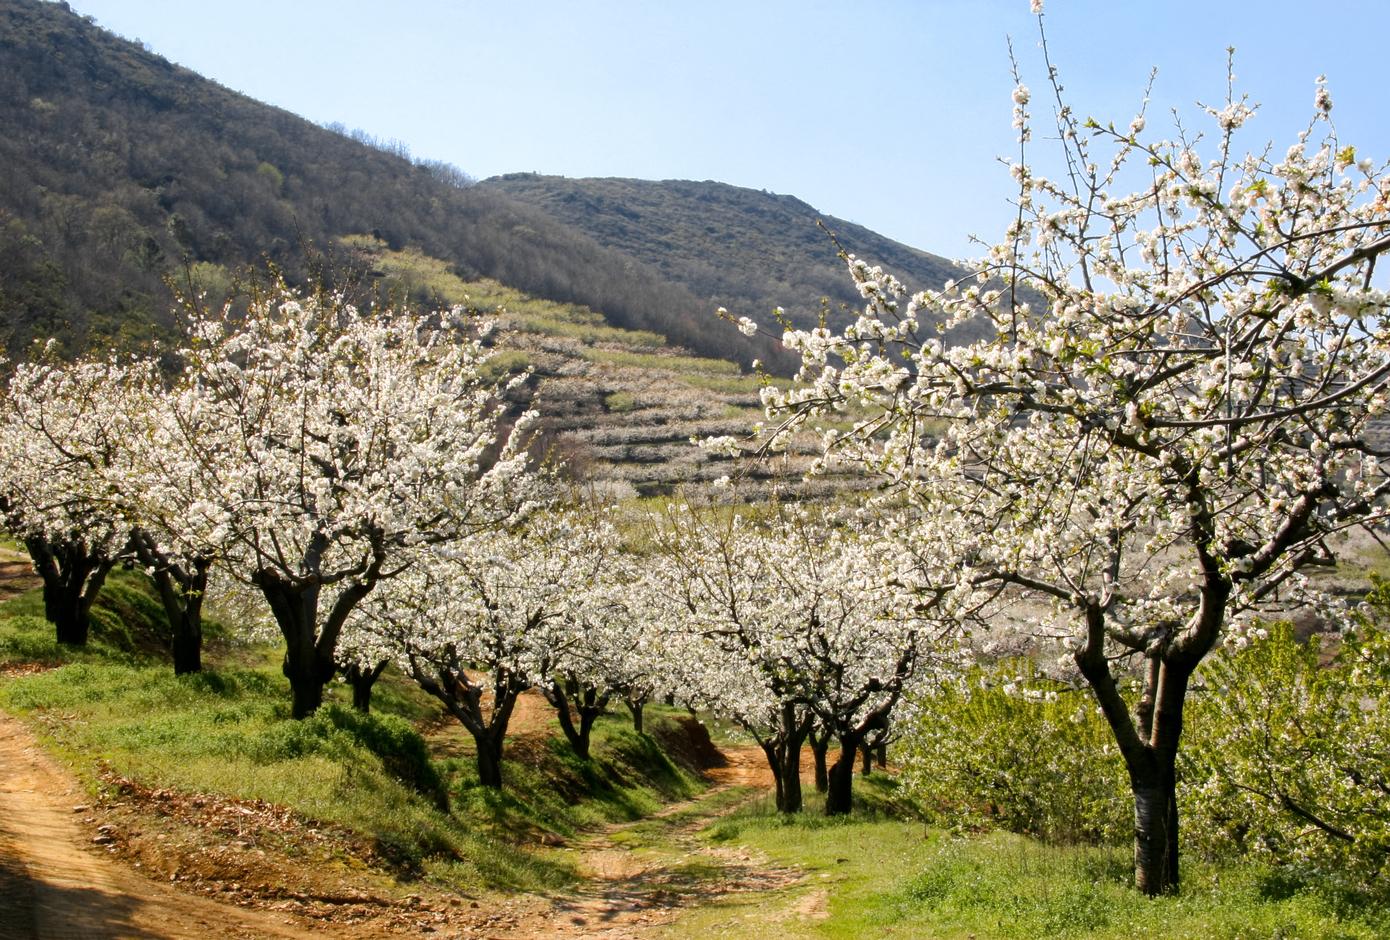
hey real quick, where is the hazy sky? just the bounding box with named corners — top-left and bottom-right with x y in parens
top-left (65, 0), bottom-right (1390, 260)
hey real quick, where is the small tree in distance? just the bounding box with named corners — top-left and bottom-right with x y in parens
top-left (652, 499), bottom-right (963, 814)
top-left (742, 10), bottom-right (1390, 894)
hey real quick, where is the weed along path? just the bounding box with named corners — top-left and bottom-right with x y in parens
top-left (0, 711), bottom-right (320, 940)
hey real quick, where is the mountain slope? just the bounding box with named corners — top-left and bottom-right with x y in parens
top-left (479, 174), bottom-right (974, 334)
top-left (0, 0), bottom-right (775, 364)
top-left (0, 0), bottom-right (979, 375)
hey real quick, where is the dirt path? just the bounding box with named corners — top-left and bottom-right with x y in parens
top-left (0, 555), bottom-right (39, 604)
top-left (0, 712), bottom-right (324, 940)
top-left (484, 745), bottom-right (802, 939)
top-left (0, 706), bottom-right (806, 939)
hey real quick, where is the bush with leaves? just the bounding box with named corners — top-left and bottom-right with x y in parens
top-left (1183, 596), bottom-right (1390, 896)
top-left (903, 661), bottom-right (1130, 845)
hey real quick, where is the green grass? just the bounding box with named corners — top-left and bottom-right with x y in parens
top-left (0, 568), bottom-right (203, 667)
top-left (580, 345), bottom-right (742, 375)
top-left (445, 717), bottom-right (703, 838)
top-left (0, 576), bottom-right (706, 894)
top-left (661, 777), bottom-right (1390, 939)
top-left (339, 237), bottom-right (669, 348)
top-left (604, 390), bottom-right (639, 413)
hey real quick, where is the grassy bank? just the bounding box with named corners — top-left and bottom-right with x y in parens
top-left (3, 567), bottom-right (1387, 937)
top-left (0, 572), bottom-right (706, 894)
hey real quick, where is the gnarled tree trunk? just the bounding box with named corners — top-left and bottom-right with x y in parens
top-left (344, 659), bottom-right (390, 712)
top-left (411, 656), bottom-right (525, 790)
top-left (544, 677), bottom-right (610, 760)
top-left (1075, 596), bottom-right (1208, 896)
top-left (132, 532), bottom-right (210, 675)
top-left (808, 725), bottom-right (831, 793)
top-left (25, 534), bottom-right (119, 647)
top-left (626, 696), bottom-right (646, 734)
top-left (255, 534), bottom-right (383, 719)
top-left (825, 738), bottom-right (860, 815)
top-left (754, 702), bottom-right (812, 814)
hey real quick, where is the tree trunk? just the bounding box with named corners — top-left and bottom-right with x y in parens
top-left (762, 741), bottom-right (787, 811)
top-left (47, 582), bottom-right (91, 646)
top-left (825, 738), bottom-right (860, 816)
top-left (1129, 663), bottom-right (1188, 895)
top-left (876, 742), bottom-right (887, 768)
top-left (1078, 607), bottom-right (1193, 897)
top-left (150, 565), bottom-right (206, 676)
top-left (860, 744), bottom-right (873, 777)
top-left (810, 731), bottom-right (830, 793)
top-left (627, 697), bottom-right (645, 734)
top-left (258, 567), bottom-right (371, 720)
top-left (1131, 765), bottom-right (1179, 896)
top-left (408, 657), bottom-right (523, 792)
top-left (170, 611), bottom-right (202, 675)
top-left (26, 535), bottom-right (116, 648)
top-left (547, 678), bottom-right (609, 760)
top-left (778, 738), bottom-right (804, 813)
top-left (258, 535), bottom-right (384, 720)
top-left (135, 534), bottom-right (209, 676)
top-left (345, 660), bottom-right (389, 712)
top-left (752, 703), bottom-right (810, 813)
top-left (474, 732), bottom-right (504, 789)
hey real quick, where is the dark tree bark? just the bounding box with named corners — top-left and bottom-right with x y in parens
top-left (344, 659), bottom-right (389, 712)
top-left (131, 530), bottom-right (210, 675)
top-left (751, 702), bottom-right (812, 814)
top-left (808, 724), bottom-right (831, 793)
top-left (626, 696), bottom-right (646, 735)
top-left (543, 676), bottom-right (610, 760)
top-left (859, 728), bottom-right (890, 777)
top-left (1075, 598), bottom-right (1208, 895)
top-left (24, 534), bottom-right (119, 647)
top-left (410, 655), bottom-right (525, 790)
top-left (825, 738), bottom-right (860, 816)
top-left (820, 705), bottom-right (893, 816)
top-left (474, 730), bottom-right (505, 789)
top-left (254, 532), bottom-right (384, 719)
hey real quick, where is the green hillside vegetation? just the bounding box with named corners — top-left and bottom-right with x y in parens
top-left (479, 174), bottom-right (983, 341)
top-left (0, 0), bottom-right (783, 367)
top-left (344, 238), bottom-right (828, 497)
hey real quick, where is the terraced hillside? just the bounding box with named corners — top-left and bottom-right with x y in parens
top-left (347, 238), bottom-right (840, 499)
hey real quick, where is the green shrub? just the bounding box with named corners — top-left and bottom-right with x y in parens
top-left (1184, 605), bottom-right (1390, 898)
top-left (901, 661), bottom-right (1130, 845)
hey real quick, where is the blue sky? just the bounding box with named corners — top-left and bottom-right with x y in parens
top-left (66, 0), bottom-right (1390, 261)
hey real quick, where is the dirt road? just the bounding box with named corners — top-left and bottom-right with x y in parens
top-left (0, 697), bottom-right (809, 939)
top-left (0, 713), bottom-right (321, 940)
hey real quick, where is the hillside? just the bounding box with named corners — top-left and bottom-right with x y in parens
top-left (0, 0), bottom-right (982, 371)
top-left (0, 0), bottom-right (780, 365)
top-left (479, 174), bottom-right (980, 337)
top-left (345, 237), bottom-right (842, 499)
